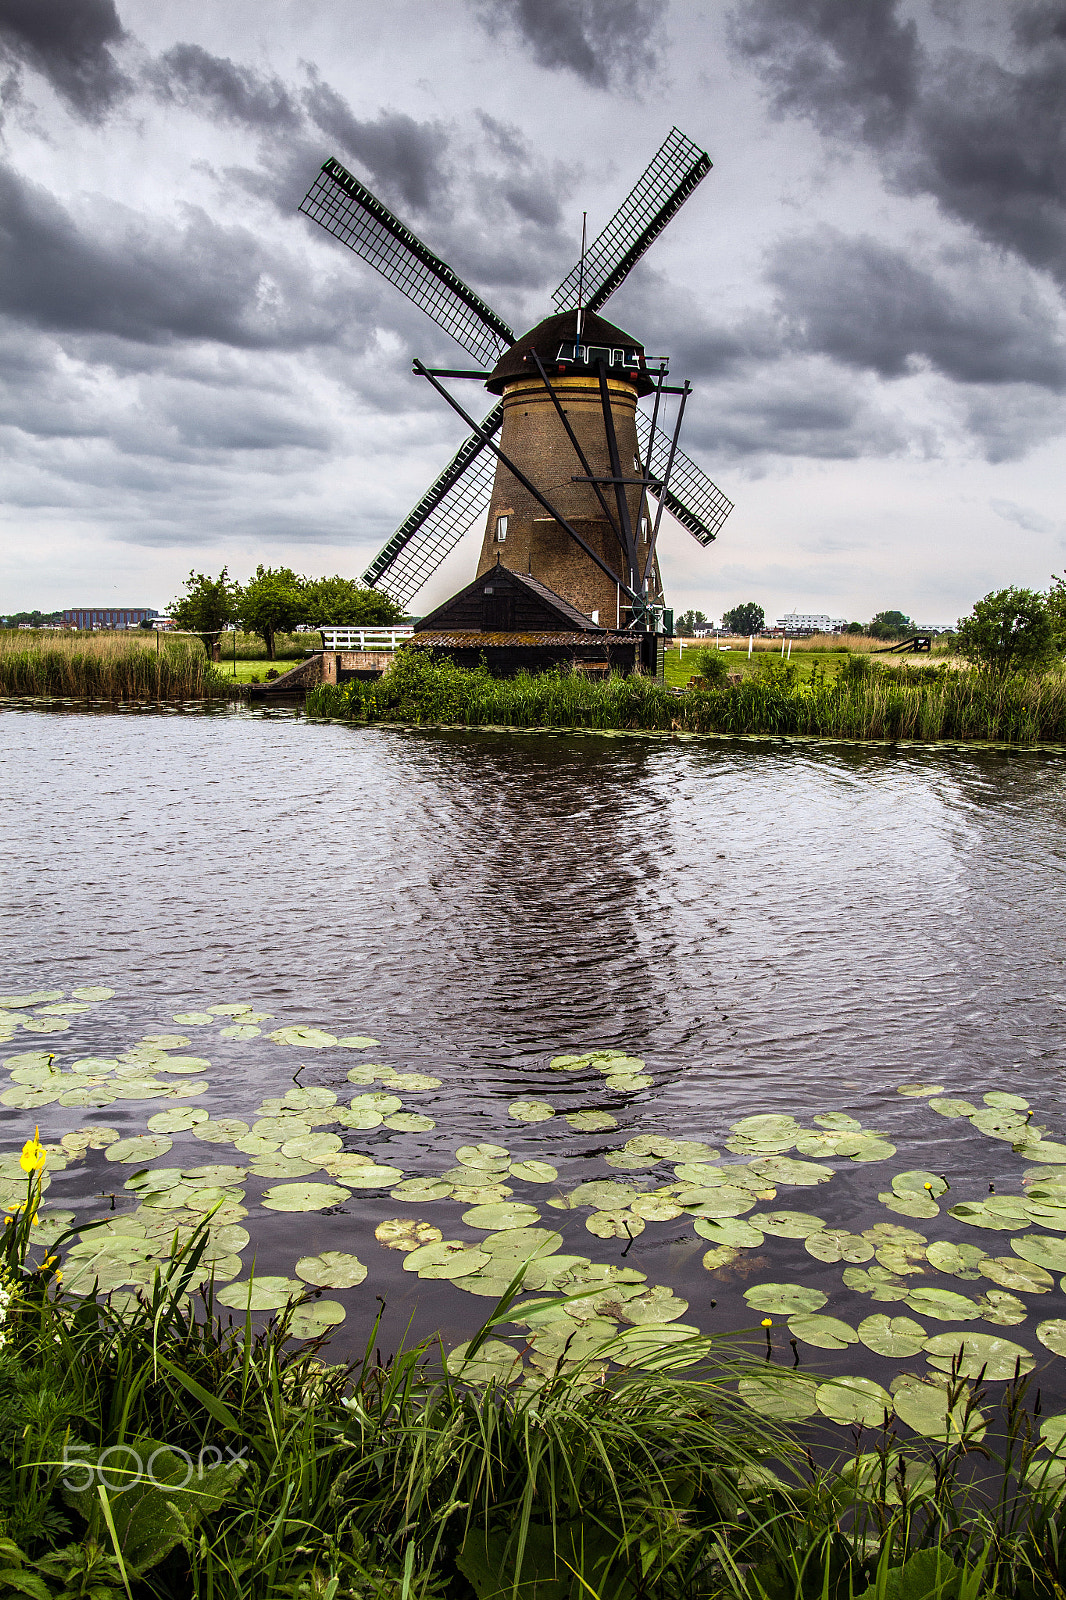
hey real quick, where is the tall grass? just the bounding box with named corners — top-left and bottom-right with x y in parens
top-left (307, 650), bottom-right (1066, 746)
top-left (0, 630), bottom-right (239, 701)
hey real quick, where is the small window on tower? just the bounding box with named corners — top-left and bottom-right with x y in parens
top-left (641, 517), bottom-right (650, 542)
top-left (495, 515), bottom-right (508, 542)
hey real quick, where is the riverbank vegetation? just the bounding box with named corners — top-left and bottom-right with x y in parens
top-left (170, 567), bottom-right (404, 659)
top-left (4, 1151), bottom-right (1066, 1600)
top-left (307, 648), bottom-right (1066, 745)
top-left (0, 631), bottom-right (238, 701)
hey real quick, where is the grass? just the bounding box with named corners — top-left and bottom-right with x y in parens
top-left (307, 648), bottom-right (1066, 746)
top-left (4, 1154), bottom-right (1066, 1598)
top-left (0, 631), bottom-right (240, 702)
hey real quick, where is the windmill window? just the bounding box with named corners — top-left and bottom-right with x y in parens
top-left (495, 515), bottom-right (508, 542)
top-left (641, 517), bottom-right (650, 542)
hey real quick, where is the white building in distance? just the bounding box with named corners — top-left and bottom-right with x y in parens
top-left (777, 612), bottom-right (847, 633)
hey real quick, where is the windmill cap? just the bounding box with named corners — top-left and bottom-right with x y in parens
top-left (486, 309), bottom-right (654, 396)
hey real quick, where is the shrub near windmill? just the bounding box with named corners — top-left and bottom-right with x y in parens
top-left (299, 129), bottom-right (733, 676)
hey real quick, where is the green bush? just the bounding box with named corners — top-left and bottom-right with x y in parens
top-left (956, 587), bottom-right (1058, 675)
top-left (692, 647), bottom-right (730, 685)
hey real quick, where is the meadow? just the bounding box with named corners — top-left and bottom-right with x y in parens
top-left (0, 631), bottom-right (239, 701)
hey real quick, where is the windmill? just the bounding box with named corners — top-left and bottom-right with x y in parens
top-left (299, 126), bottom-right (732, 632)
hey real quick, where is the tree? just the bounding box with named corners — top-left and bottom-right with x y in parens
top-left (956, 586), bottom-right (1057, 674)
top-left (845, 621), bottom-right (864, 635)
top-left (1047, 571), bottom-right (1066, 652)
top-left (867, 609), bottom-right (912, 640)
top-left (235, 566), bottom-right (307, 660)
top-left (302, 576), bottom-right (404, 627)
top-left (169, 569), bottom-right (237, 661)
top-left (675, 608), bottom-right (707, 637)
top-left (723, 602), bottom-right (764, 635)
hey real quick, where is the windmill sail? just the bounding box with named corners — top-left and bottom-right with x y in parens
top-left (361, 405), bottom-right (504, 605)
top-left (552, 129), bottom-right (711, 315)
top-left (636, 410), bottom-right (732, 546)
top-left (301, 159), bottom-right (515, 366)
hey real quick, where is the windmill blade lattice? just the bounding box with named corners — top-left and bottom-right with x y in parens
top-left (361, 405), bottom-right (504, 605)
top-left (552, 128), bottom-right (711, 315)
top-left (636, 410), bottom-right (732, 547)
top-left (301, 159), bottom-right (515, 366)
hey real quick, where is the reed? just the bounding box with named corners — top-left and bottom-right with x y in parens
top-left (307, 650), bottom-right (1066, 746)
top-left (0, 630), bottom-right (239, 701)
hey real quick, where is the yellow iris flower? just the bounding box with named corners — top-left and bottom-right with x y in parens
top-left (20, 1127), bottom-right (46, 1175)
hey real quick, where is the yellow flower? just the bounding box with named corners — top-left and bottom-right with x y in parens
top-left (761, 1318), bottom-right (773, 1327)
top-left (20, 1127), bottom-right (46, 1175)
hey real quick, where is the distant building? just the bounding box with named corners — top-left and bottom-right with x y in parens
top-left (64, 608), bottom-right (159, 629)
top-left (776, 612), bottom-right (847, 634)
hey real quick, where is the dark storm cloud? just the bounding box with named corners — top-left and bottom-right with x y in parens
top-left (0, 0), bottom-right (130, 119)
top-left (301, 74), bottom-right (447, 211)
top-left (767, 230), bottom-right (1066, 390)
top-left (731, 0), bottom-right (1066, 286)
top-left (473, 0), bottom-right (662, 88)
top-left (0, 163), bottom-right (342, 350)
top-left (151, 42), bottom-right (303, 130)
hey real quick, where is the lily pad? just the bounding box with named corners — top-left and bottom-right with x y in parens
top-left (1024, 1141), bottom-right (1066, 1165)
top-left (702, 1246), bottom-right (739, 1270)
top-left (949, 1201), bottom-right (1028, 1233)
top-left (1013, 1235), bottom-right (1066, 1272)
top-left (462, 1202), bottom-right (540, 1231)
top-left (71, 986), bottom-right (114, 1001)
top-left (564, 1110), bottom-right (619, 1133)
top-left (268, 1027), bottom-right (338, 1048)
top-left (374, 1219), bottom-right (443, 1253)
top-left (508, 1099), bottom-right (555, 1122)
top-left (567, 1180), bottom-right (638, 1210)
top-left (748, 1157), bottom-right (834, 1187)
top-left (260, 1182), bottom-right (349, 1212)
top-left (391, 1177), bottom-right (453, 1201)
top-left (337, 1036), bottom-right (380, 1049)
top-left (979, 1290), bottom-right (1027, 1327)
top-left (927, 1240), bottom-right (986, 1279)
top-left (604, 1073), bottom-right (654, 1091)
top-left (805, 1229), bottom-right (873, 1264)
top-left (816, 1376), bottom-right (893, 1428)
top-left (249, 1154), bottom-right (317, 1179)
top-left (904, 1287), bottom-right (981, 1322)
top-left (217, 1275), bottom-right (302, 1310)
top-left (880, 1191), bottom-right (940, 1220)
top-left (105, 1135), bottom-right (173, 1164)
top-left (220, 1024), bottom-right (261, 1040)
top-left (455, 1143), bottom-right (510, 1169)
top-left (508, 1160), bottom-right (558, 1184)
top-left (694, 1217), bottom-right (766, 1248)
top-left (858, 1314), bottom-right (928, 1357)
top-left (744, 1283), bottom-right (827, 1316)
top-left (850, 1140), bottom-right (897, 1162)
top-left (294, 1251), bottom-right (368, 1288)
top-left (419, 1244), bottom-right (493, 1280)
top-left (172, 1012), bottom-right (214, 1025)
top-left (288, 1300), bottom-right (347, 1339)
top-left (981, 1256), bottom-right (1053, 1294)
top-left (280, 1132), bottom-right (343, 1161)
top-left (585, 1210), bottom-right (644, 1239)
top-left (617, 1287), bottom-right (689, 1325)
top-left (924, 1330), bottom-right (1034, 1380)
top-left (842, 1266), bottom-right (910, 1302)
top-left (756, 1211), bottom-right (826, 1240)
top-left (928, 1097), bottom-right (977, 1118)
top-left (789, 1314), bottom-right (859, 1350)
top-left (147, 1107), bottom-right (209, 1134)
top-left (630, 1194), bottom-right (683, 1222)
top-left (737, 1374), bottom-right (818, 1422)
top-left (332, 1163), bottom-right (404, 1189)
top-left (625, 1136), bottom-right (716, 1162)
top-left (896, 1084), bottom-right (944, 1097)
top-left (447, 1339), bottom-right (523, 1385)
top-left (384, 1112), bottom-right (436, 1133)
top-left (482, 1228), bottom-right (563, 1261)
top-left (892, 1379), bottom-right (983, 1441)
top-left (985, 1090), bottom-right (1030, 1111)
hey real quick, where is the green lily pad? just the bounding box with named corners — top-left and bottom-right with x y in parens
top-left (979, 1290), bottom-right (1027, 1327)
top-left (71, 986), bottom-right (114, 1001)
top-left (0, 991), bottom-right (63, 1008)
top-left (508, 1160), bottom-right (558, 1184)
top-left (419, 1243), bottom-right (493, 1280)
top-left (1023, 1141), bottom-right (1066, 1165)
top-left (374, 1218), bottom-right (443, 1253)
top-left (183, 1163), bottom-right (246, 1186)
top-left (104, 1134), bottom-right (173, 1164)
top-left (508, 1099), bottom-right (555, 1122)
top-left (260, 1182), bottom-right (349, 1212)
top-left (737, 1374), bottom-right (818, 1422)
top-left (249, 1154), bottom-right (317, 1179)
top-left (583, 1210), bottom-right (643, 1240)
top-left (172, 1012), bottom-right (213, 1025)
top-left (20, 1019), bottom-right (70, 1034)
top-left (384, 1112), bottom-right (436, 1133)
top-left (604, 1073), bottom-right (653, 1091)
top-left (1014, 1235), bottom-right (1066, 1272)
top-left (789, 1314), bottom-right (859, 1350)
top-left (288, 1299), bottom-right (346, 1339)
top-left (927, 1240), bottom-right (986, 1279)
top-left (971, 1108), bottom-right (1030, 1141)
top-left (949, 1202), bottom-right (1028, 1233)
top-left (850, 1139), bottom-right (897, 1162)
top-left (481, 1228), bottom-right (562, 1261)
top-left (880, 1191), bottom-right (940, 1220)
top-left (220, 1024), bottom-right (261, 1040)
top-left (842, 1266), bottom-right (909, 1302)
top-left (294, 1252), bottom-right (367, 1288)
top-left (702, 1246), bottom-right (739, 1270)
top-left (980, 1256), bottom-right (1053, 1294)
top-left (564, 1110), bottom-right (618, 1133)
top-left (447, 1339), bottom-right (523, 1385)
top-left (335, 1105), bottom-right (383, 1130)
top-left (450, 1184), bottom-right (511, 1205)
top-left (694, 1217), bottom-right (766, 1248)
top-left (280, 1132), bottom-right (343, 1160)
top-left (462, 1202), bottom-right (540, 1231)
top-left (217, 1275), bottom-right (302, 1310)
top-left (617, 1287), bottom-right (688, 1325)
top-left (749, 1157), bottom-right (834, 1187)
top-left (858, 1314), bottom-right (928, 1357)
top-left (816, 1377), bottom-right (893, 1428)
top-left (268, 1027), bottom-right (338, 1048)
top-left (233, 1134), bottom-right (280, 1156)
top-left (138, 1034), bottom-right (190, 1049)
top-left (149, 1055), bottom-right (212, 1075)
top-left (756, 1211), bottom-right (826, 1239)
top-left (146, 1107), bottom-right (209, 1134)
top-left (331, 1163), bottom-right (404, 1189)
top-left (896, 1083), bottom-right (944, 1098)
top-left (345, 1065), bottom-right (379, 1085)
top-left (1036, 1321), bottom-right (1066, 1358)
top-left (805, 1229), bottom-right (873, 1264)
top-left (928, 1097), bottom-right (977, 1118)
top-left (567, 1180), bottom-right (637, 1210)
top-left (337, 1035), bottom-right (380, 1049)
top-left (904, 1287), bottom-right (981, 1322)
top-left (625, 1136), bottom-right (716, 1162)
top-left (630, 1194), bottom-right (683, 1222)
top-left (892, 1379), bottom-right (983, 1441)
top-left (924, 1330), bottom-right (1034, 1380)
top-left (206, 1004), bottom-right (254, 1016)
top-left (391, 1177), bottom-right (453, 1201)
top-left (985, 1091), bottom-right (1030, 1111)
top-left (744, 1283), bottom-right (827, 1316)
top-left (676, 1185), bottom-right (755, 1218)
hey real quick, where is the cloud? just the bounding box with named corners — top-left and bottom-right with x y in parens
top-left (990, 498), bottom-right (1062, 535)
top-left (731, 0), bottom-right (1066, 286)
top-left (0, 0), bottom-right (130, 119)
top-left (473, 0), bottom-right (663, 88)
top-left (767, 229), bottom-right (1066, 390)
top-left (150, 42), bottom-right (304, 130)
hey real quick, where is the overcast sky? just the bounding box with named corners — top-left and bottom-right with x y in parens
top-left (1, 0), bottom-right (1064, 624)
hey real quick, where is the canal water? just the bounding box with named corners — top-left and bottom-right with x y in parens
top-left (2, 704), bottom-right (1065, 1422)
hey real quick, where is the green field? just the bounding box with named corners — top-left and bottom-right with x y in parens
top-left (665, 644), bottom-right (855, 687)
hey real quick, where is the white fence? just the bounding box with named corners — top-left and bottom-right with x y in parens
top-left (319, 627), bottom-right (415, 651)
